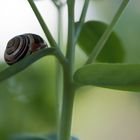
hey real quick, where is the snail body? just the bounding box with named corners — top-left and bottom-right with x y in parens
top-left (4, 33), bottom-right (47, 65)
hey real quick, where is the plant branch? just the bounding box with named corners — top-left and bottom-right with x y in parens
top-left (0, 48), bottom-right (66, 83)
top-left (27, 0), bottom-right (57, 47)
top-left (58, 1), bottom-right (76, 140)
top-left (75, 0), bottom-right (90, 43)
top-left (58, 64), bottom-right (76, 140)
top-left (52, 0), bottom-right (58, 7)
top-left (66, 0), bottom-right (75, 79)
top-left (57, 8), bottom-right (63, 48)
top-left (52, 0), bottom-right (66, 8)
top-left (54, 47), bottom-right (67, 66)
top-left (55, 4), bottom-right (64, 139)
top-left (85, 0), bottom-right (130, 64)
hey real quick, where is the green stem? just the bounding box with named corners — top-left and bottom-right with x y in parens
top-left (27, 0), bottom-right (57, 47)
top-left (86, 0), bottom-right (130, 64)
top-left (58, 65), bottom-right (76, 140)
top-left (56, 4), bottom-right (64, 139)
top-left (52, 0), bottom-right (58, 7)
top-left (52, 1), bottom-right (65, 119)
top-left (52, 0), bottom-right (65, 9)
top-left (54, 48), bottom-right (66, 66)
top-left (75, 0), bottom-right (90, 43)
top-left (58, 1), bottom-right (76, 140)
top-left (66, 0), bottom-right (75, 79)
top-left (58, 7), bottom-right (63, 49)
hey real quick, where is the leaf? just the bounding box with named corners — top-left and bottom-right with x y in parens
top-left (77, 21), bottom-right (124, 63)
top-left (74, 63), bottom-right (140, 92)
top-left (0, 48), bottom-right (55, 83)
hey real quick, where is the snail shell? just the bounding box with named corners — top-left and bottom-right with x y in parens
top-left (4, 33), bottom-right (47, 65)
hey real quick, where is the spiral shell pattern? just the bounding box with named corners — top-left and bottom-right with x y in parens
top-left (4, 33), bottom-right (47, 65)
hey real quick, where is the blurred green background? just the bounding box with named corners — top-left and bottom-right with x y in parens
top-left (0, 0), bottom-right (140, 140)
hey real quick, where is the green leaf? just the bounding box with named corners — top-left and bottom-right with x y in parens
top-left (74, 63), bottom-right (140, 92)
top-left (77, 21), bottom-right (124, 63)
top-left (0, 48), bottom-right (55, 83)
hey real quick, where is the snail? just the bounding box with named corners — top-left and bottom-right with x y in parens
top-left (4, 33), bottom-right (47, 65)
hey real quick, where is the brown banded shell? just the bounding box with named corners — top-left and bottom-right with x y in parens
top-left (4, 33), bottom-right (47, 65)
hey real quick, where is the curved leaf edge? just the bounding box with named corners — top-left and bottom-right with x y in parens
top-left (74, 63), bottom-right (140, 92)
top-left (76, 20), bottom-right (125, 63)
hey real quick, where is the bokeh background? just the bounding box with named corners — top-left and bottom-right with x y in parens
top-left (0, 0), bottom-right (140, 140)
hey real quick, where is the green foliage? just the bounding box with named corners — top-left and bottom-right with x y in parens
top-left (77, 21), bottom-right (124, 62)
top-left (74, 63), bottom-right (140, 92)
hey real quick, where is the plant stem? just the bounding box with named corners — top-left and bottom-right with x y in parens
top-left (75, 0), bottom-right (90, 43)
top-left (58, 1), bottom-right (76, 140)
top-left (57, 7), bottom-right (63, 49)
top-left (58, 65), bottom-right (76, 140)
top-left (56, 3), bottom-right (64, 138)
top-left (27, 0), bottom-right (57, 47)
top-left (66, 0), bottom-right (75, 79)
top-left (86, 0), bottom-right (130, 64)
top-left (52, 0), bottom-right (58, 7)
top-left (51, 1), bottom-right (65, 125)
top-left (54, 48), bottom-right (66, 66)
top-left (52, 0), bottom-right (65, 9)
